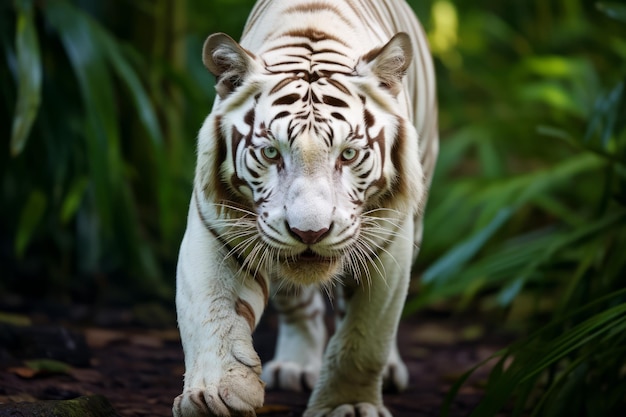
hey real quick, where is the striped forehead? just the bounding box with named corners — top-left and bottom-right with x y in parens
top-left (257, 74), bottom-right (359, 142)
top-left (267, 73), bottom-right (354, 108)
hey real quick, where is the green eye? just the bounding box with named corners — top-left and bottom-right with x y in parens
top-left (262, 146), bottom-right (280, 161)
top-left (341, 147), bottom-right (358, 162)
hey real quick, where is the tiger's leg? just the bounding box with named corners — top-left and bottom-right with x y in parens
top-left (304, 216), bottom-right (415, 417)
top-left (335, 288), bottom-right (409, 394)
top-left (173, 196), bottom-right (269, 417)
top-left (378, 215), bottom-right (428, 393)
top-left (382, 340), bottom-right (410, 392)
top-left (261, 285), bottom-right (327, 391)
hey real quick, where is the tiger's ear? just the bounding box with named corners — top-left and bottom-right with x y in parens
top-left (357, 32), bottom-right (413, 96)
top-left (203, 33), bottom-right (258, 99)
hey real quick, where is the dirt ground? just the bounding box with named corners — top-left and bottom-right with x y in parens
top-left (0, 296), bottom-right (508, 416)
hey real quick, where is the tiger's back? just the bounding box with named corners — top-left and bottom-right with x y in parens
top-left (174, 1), bottom-right (437, 416)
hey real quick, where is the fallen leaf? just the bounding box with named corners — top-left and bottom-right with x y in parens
top-left (0, 312), bottom-right (32, 326)
top-left (8, 366), bottom-right (38, 379)
top-left (26, 358), bottom-right (73, 373)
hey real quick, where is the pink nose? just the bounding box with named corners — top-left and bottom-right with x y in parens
top-left (289, 226), bottom-right (330, 245)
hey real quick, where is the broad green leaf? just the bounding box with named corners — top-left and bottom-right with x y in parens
top-left (10, 0), bottom-right (42, 156)
top-left (15, 189), bottom-right (46, 258)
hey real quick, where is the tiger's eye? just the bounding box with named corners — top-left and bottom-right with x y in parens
top-left (262, 146), bottom-right (280, 161)
top-left (341, 147), bottom-right (358, 162)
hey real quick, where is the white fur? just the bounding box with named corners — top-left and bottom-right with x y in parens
top-left (174, 0), bottom-right (438, 416)
top-left (261, 286), bottom-right (327, 392)
top-left (174, 197), bottom-right (265, 416)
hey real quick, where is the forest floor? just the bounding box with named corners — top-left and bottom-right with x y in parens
top-left (0, 295), bottom-right (512, 417)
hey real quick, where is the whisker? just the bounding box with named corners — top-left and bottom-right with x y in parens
top-left (359, 233), bottom-right (399, 272)
top-left (361, 207), bottom-right (403, 217)
top-left (213, 202), bottom-right (258, 217)
top-left (219, 234), bottom-right (258, 274)
top-left (362, 244), bottom-right (385, 289)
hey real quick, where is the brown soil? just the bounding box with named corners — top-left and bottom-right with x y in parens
top-left (0, 298), bottom-right (507, 416)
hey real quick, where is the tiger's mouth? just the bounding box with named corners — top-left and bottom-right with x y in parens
top-left (295, 248), bottom-right (332, 263)
top-left (277, 248), bottom-right (342, 285)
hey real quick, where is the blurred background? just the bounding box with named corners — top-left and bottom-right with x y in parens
top-left (2, 0), bottom-right (625, 415)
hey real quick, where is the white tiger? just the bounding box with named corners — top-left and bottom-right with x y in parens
top-left (173, 0), bottom-right (438, 416)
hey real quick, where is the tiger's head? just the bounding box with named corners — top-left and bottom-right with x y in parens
top-left (197, 32), bottom-right (424, 286)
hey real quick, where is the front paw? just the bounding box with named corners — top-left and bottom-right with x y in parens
top-left (261, 360), bottom-right (319, 392)
top-left (382, 359), bottom-right (408, 393)
top-left (304, 403), bottom-right (392, 417)
top-left (173, 368), bottom-right (264, 417)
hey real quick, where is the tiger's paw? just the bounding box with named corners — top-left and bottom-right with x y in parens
top-left (261, 360), bottom-right (319, 392)
top-left (303, 403), bottom-right (393, 417)
top-left (172, 369), bottom-right (264, 417)
top-left (382, 359), bottom-right (409, 393)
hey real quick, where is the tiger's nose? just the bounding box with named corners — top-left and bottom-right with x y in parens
top-left (288, 225), bottom-right (331, 245)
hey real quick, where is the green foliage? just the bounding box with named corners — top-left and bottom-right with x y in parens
top-left (443, 291), bottom-right (626, 417)
top-left (10, 0), bottom-right (41, 157)
top-left (410, 0), bottom-right (626, 415)
top-left (2, 0), bottom-right (625, 414)
top-left (0, 0), bottom-right (216, 298)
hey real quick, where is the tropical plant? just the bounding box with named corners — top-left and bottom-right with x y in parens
top-left (2, 0), bottom-right (265, 300)
top-left (2, 0), bottom-right (625, 413)
top-left (408, 1), bottom-right (626, 415)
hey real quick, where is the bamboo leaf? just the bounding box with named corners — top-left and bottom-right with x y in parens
top-left (496, 276), bottom-right (525, 306)
top-left (422, 207), bottom-right (513, 285)
top-left (10, 0), bottom-right (42, 156)
top-left (440, 349), bottom-right (508, 417)
top-left (15, 189), bottom-right (47, 258)
top-left (458, 291), bottom-right (626, 416)
top-left (537, 125), bottom-right (574, 142)
top-left (60, 177), bottom-right (89, 224)
top-left (585, 81), bottom-right (624, 147)
top-left (95, 29), bottom-right (164, 148)
top-left (95, 36), bottom-right (175, 240)
top-left (44, 1), bottom-right (121, 231)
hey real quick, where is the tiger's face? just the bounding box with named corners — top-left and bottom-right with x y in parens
top-left (200, 33), bottom-right (422, 286)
